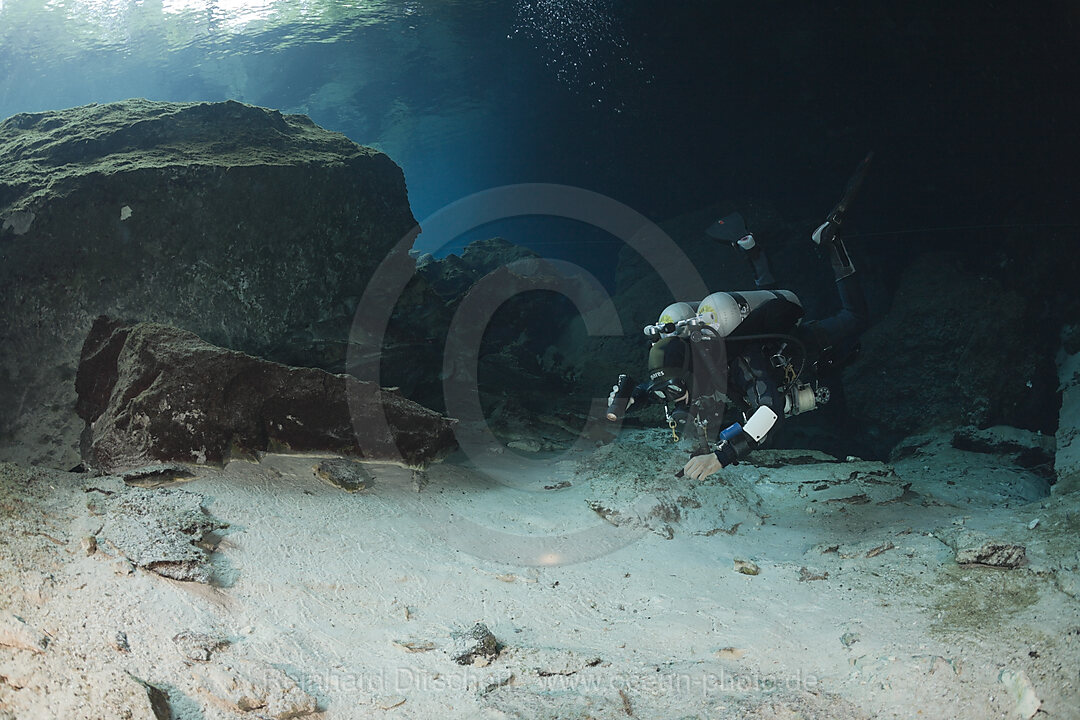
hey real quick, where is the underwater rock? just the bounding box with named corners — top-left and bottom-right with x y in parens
top-left (951, 425), bottom-right (1055, 471)
top-left (133, 677), bottom-right (173, 720)
top-left (378, 237), bottom-right (592, 416)
top-left (0, 99), bottom-right (416, 468)
top-left (75, 318), bottom-right (458, 470)
top-left (734, 559), bottom-right (760, 575)
top-left (955, 541), bottom-right (1027, 569)
top-left (413, 237), bottom-right (540, 300)
top-left (934, 525), bottom-right (1027, 568)
top-left (798, 566), bottom-right (829, 581)
top-left (415, 252), bottom-right (475, 298)
top-left (751, 452), bottom-right (910, 506)
top-left (507, 439), bottom-right (542, 453)
top-left (951, 425), bottom-right (1053, 456)
top-left (313, 458), bottom-right (374, 492)
top-left (845, 253), bottom-right (1049, 445)
top-left (999, 668), bottom-right (1042, 719)
top-left (1054, 325), bottom-right (1080, 494)
top-left (0, 612), bottom-right (50, 653)
top-left (118, 463), bottom-right (196, 487)
top-left (449, 622), bottom-right (500, 665)
top-left (476, 668), bottom-right (515, 696)
top-left (840, 631), bottom-right (861, 648)
top-left (171, 630), bottom-right (229, 662)
top-left (112, 631), bottom-right (130, 653)
top-left (91, 482), bottom-right (227, 583)
top-left (195, 659), bottom-right (318, 718)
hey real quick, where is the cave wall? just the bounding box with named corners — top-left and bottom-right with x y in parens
top-left (0, 99), bottom-right (416, 467)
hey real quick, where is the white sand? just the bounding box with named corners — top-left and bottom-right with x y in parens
top-left (0, 427), bottom-right (1077, 719)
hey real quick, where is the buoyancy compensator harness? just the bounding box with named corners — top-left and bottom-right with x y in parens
top-left (643, 290), bottom-right (832, 449)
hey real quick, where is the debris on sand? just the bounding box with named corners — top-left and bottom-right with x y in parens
top-left (955, 541), bottom-right (1027, 569)
top-left (118, 463), bottom-right (196, 488)
top-left (313, 458), bottom-right (373, 493)
top-left (91, 483), bottom-right (227, 583)
top-left (999, 668), bottom-right (1041, 719)
top-left (196, 660), bottom-right (318, 718)
top-left (798, 566), bottom-right (829, 582)
top-left (734, 559), bottom-right (760, 576)
top-left (449, 623), bottom-right (500, 666)
top-left (172, 630), bottom-right (230, 662)
top-left (0, 612), bottom-right (50, 653)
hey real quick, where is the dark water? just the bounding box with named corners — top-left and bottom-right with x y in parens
top-left (1, 0), bottom-right (1077, 275)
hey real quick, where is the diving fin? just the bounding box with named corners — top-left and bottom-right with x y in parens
top-left (830, 150), bottom-right (874, 225)
top-left (814, 151), bottom-right (874, 245)
top-left (706, 212), bottom-right (750, 245)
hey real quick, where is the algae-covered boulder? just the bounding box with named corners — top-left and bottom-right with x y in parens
top-left (0, 99), bottom-right (417, 467)
top-left (76, 317), bottom-right (458, 471)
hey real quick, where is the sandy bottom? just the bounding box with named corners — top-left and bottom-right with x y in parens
top-left (1, 428), bottom-right (1077, 719)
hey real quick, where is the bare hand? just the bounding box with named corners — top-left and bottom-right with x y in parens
top-left (683, 453), bottom-right (723, 480)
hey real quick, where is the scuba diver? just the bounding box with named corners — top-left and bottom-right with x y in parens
top-left (605, 153), bottom-right (873, 481)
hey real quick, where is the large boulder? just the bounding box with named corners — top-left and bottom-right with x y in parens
top-left (844, 252), bottom-right (1052, 448)
top-left (377, 238), bottom-right (594, 414)
top-left (75, 317), bottom-right (458, 471)
top-left (0, 99), bottom-right (416, 467)
top-left (1054, 325), bottom-right (1080, 494)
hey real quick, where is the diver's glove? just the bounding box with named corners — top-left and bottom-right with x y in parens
top-left (714, 424), bottom-right (755, 467)
top-left (713, 406), bottom-right (779, 467)
top-left (734, 233), bottom-right (756, 251)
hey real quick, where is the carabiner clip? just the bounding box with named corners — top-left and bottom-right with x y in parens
top-left (668, 418), bottom-right (679, 442)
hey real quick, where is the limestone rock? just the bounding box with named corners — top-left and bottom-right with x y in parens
top-left (0, 99), bottom-right (416, 467)
top-left (172, 630), bottom-right (229, 662)
top-left (798, 566), bottom-right (829, 581)
top-left (951, 425), bottom-right (1055, 470)
top-left (449, 623), bottom-right (500, 665)
top-left (845, 252), bottom-right (1051, 444)
top-left (1055, 325), bottom-right (1080, 494)
top-left (477, 669), bottom-right (514, 695)
top-left (999, 668), bottom-right (1041, 719)
top-left (934, 526), bottom-right (1028, 568)
top-left (313, 458), bottom-right (373, 492)
top-left (734, 559), bottom-right (760, 575)
top-left (75, 317), bottom-right (458, 471)
top-left (750, 452), bottom-right (910, 506)
top-left (118, 464), bottom-right (196, 487)
top-left (0, 612), bottom-right (49, 653)
top-left (955, 541), bottom-right (1027, 569)
top-left (94, 484), bottom-right (226, 583)
top-left (380, 237), bottom-right (591, 416)
top-left (814, 538), bottom-right (897, 559)
top-left (131, 676), bottom-right (173, 720)
top-left (0, 661), bottom-right (172, 718)
top-left (196, 660), bottom-right (318, 718)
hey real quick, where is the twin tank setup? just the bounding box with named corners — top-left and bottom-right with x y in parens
top-left (643, 290), bottom-right (827, 419)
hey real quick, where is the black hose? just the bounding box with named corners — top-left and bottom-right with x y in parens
top-left (700, 331), bottom-right (809, 387)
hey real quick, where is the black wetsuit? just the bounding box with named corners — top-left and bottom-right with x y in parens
top-left (620, 261), bottom-right (868, 457)
top-left (725, 271), bottom-right (869, 449)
